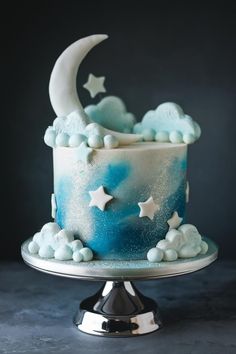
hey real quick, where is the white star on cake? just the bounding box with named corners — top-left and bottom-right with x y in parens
top-left (76, 142), bottom-right (93, 164)
top-left (138, 196), bottom-right (160, 221)
top-left (167, 211), bottom-right (183, 229)
top-left (83, 73), bottom-right (106, 98)
top-left (89, 186), bottom-right (113, 211)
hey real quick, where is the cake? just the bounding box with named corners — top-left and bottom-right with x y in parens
top-left (27, 34), bottom-right (208, 263)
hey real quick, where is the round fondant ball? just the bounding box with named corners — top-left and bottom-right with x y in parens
top-left (39, 245), bottom-right (54, 259)
top-left (104, 135), bottom-right (119, 149)
top-left (200, 241), bottom-right (208, 254)
top-left (41, 222), bottom-right (61, 236)
top-left (33, 232), bottom-right (43, 246)
top-left (169, 131), bottom-right (183, 144)
top-left (69, 134), bottom-right (86, 147)
top-left (54, 245), bottom-right (73, 261)
top-left (155, 131), bottom-right (169, 142)
top-left (178, 245), bottom-right (199, 258)
top-left (133, 123), bottom-right (143, 134)
top-left (53, 116), bottom-right (65, 130)
top-left (156, 239), bottom-right (171, 250)
top-left (79, 247), bottom-right (93, 262)
top-left (85, 123), bottom-right (103, 136)
top-left (28, 241), bottom-right (39, 254)
top-left (88, 134), bottom-right (104, 148)
top-left (69, 239), bottom-right (83, 252)
top-left (183, 133), bottom-right (195, 144)
top-left (73, 250), bottom-right (83, 262)
top-left (55, 132), bottom-right (69, 147)
top-left (147, 247), bottom-right (164, 262)
top-left (44, 128), bottom-right (56, 148)
top-left (142, 128), bottom-right (155, 141)
top-left (163, 249), bottom-right (178, 261)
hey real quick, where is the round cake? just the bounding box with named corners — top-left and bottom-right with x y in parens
top-left (27, 34), bottom-right (208, 264)
top-left (53, 142), bottom-right (187, 259)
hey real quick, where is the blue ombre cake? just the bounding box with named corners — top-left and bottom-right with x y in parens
top-left (53, 143), bottom-right (187, 260)
top-left (28, 34), bottom-right (208, 263)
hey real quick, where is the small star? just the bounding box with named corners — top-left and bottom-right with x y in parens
top-left (76, 142), bottom-right (93, 164)
top-left (89, 186), bottom-right (113, 211)
top-left (167, 211), bottom-right (183, 229)
top-left (186, 181), bottom-right (190, 203)
top-left (138, 196), bottom-right (160, 221)
top-left (51, 193), bottom-right (57, 219)
top-left (83, 73), bottom-right (106, 98)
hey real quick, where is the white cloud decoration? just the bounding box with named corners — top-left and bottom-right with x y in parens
top-left (134, 102), bottom-right (201, 144)
top-left (43, 96), bottom-right (136, 149)
top-left (28, 222), bottom-right (93, 262)
top-left (85, 96), bottom-right (136, 133)
top-left (147, 224), bottom-right (208, 262)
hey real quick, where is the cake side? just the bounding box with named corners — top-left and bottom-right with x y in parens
top-left (53, 142), bottom-right (187, 260)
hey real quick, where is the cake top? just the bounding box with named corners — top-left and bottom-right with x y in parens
top-left (44, 34), bottom-right (201, 151)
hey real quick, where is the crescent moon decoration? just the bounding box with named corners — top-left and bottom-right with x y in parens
top-left (49, 34), bottom-right (142, 146)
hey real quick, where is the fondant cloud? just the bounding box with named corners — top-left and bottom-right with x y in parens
top-left (138, 102), bottom-right (201, 144)
top-left (147, 224), bottom-right (208, 262)
top-left (28, 222), bottom-right (93, 262)
top-left (85, 96), bottom-right (136, 133)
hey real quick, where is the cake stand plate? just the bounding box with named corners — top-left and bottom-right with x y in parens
top-left (21, 237), bottom-right (218, 337)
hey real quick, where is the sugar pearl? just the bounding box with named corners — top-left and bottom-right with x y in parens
top-left (104, 135), bottom-right (119, 149)
top-left (163, 249), bottom-right (178, 261)
top-left (155, 131), bottom-right (169, 142)
top-left (169, 131), bottom-right (183, 144)
top-left (142, 128), bottom-right (155, 141)
top-left (56, 133), bottom-right (69, 147)
top-left (88, 134), bottom-right (104, 148)
top-left (147, 247), bottom-right (164, 262)
top-left (79, 247), bottom-right (93, 261)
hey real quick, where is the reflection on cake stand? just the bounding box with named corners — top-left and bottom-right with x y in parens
top-left (21, 237), bottom-right (218, 337)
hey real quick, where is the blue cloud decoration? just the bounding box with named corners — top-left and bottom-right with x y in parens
top-left (85, 96), bottom-right (136, 133)
top-left (134, 102), bottom-right (201, 144)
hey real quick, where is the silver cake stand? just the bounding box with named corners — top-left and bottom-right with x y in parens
top-left (21, 237), bottom-right (218, 337)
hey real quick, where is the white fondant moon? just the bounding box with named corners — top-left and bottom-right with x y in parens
top-left (49, 34), bottom-right (107, 117)
top-left (49, 34), bottom-right (142, 146)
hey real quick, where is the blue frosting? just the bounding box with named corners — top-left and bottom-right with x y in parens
top-left (54, 152), bottom-right (187, 260)
top-left (83, 158), bottom-right (186, 260)
top-left (55, 176), bottom-right (72, 228)
top-left (85, 96), bottom-right (136, 133)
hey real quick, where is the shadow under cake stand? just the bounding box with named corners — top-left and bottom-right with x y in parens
top-left (21, 237), bottom-right (218, 337)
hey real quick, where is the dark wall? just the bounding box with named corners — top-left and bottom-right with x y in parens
top-left (3, 1), bottom-right (236, 260)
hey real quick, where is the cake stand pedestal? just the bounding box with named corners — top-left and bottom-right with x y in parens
top-left (21, 237), bottom-right (218, 337)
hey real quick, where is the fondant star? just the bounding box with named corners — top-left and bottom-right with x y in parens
top-left (83, 73), bottom-right (106, 98)
top-left (51, 193), bottom-right (57, 219)
top-left (76, 142), bottom-right (93, 164)
top-left (167, 211), bottom-right (183, 229)
top-left (138, 196), bottom-right (160, 221)
top-left (186, 181), bottom-right (190, 203)
top-left (89, 186), bottom-right (113, 211)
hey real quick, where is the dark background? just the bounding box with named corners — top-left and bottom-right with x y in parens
top-left (2, 1), bottom-right (236, 260)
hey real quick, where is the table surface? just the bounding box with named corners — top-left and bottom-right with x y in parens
top-left (0, 260), bottom-right (235, 354)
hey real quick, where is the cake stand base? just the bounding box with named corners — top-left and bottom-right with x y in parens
top-left (74, 281), bottom-right (161, 337)
top-left (21, 237), bottom-right (218, 337)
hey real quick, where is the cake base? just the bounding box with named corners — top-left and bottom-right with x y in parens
top-left (74, 281), bottom-right (161, 336)
top-left (21, 237), bottom-right (218, 337)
